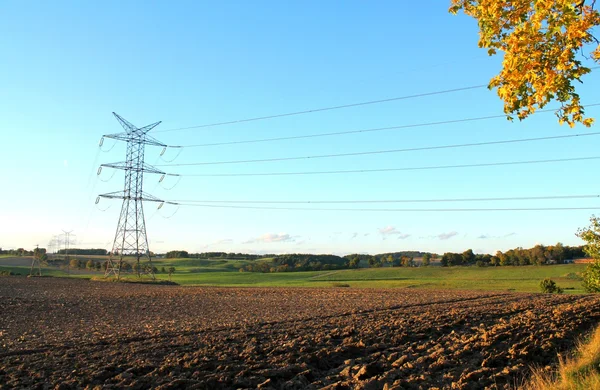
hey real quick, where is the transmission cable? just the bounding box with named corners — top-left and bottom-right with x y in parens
top-left (167, 103), bottom-right (600, 148)
top-left (169, 194), bottom-right (600, 204)
top-left (153, 85), bottom-right (487, 133)
top-left (173, 156), bottom-right (600, 177)
top-left (175, 204), bottom-right (600, 212)
top-left (156, 131), bottom-right (600, 167)
top-left (154, 66), bottom-right (600, 134)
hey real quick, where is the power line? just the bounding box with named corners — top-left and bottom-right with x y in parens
top-left (175, 204), bottom-right (600, 212)
top-left (155, 65), bottom-right (600, 134)
top-left (168, 103), bottom-right (600, 148)
top-left (174, 156), bottom-right (600, 177)
top-left (169, 194), bottom-right (600, 204)
top-left (157, 131), bottom-right (600, 167)
top-left (153, 85), bottom-right (488, 133)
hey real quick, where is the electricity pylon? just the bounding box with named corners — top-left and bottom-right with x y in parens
top-left (30, 244), bottom-right (42, 277)
top-left (61, 230), bottom-right (75, 274)
top-left (99, 113), bottom-right (167, 279)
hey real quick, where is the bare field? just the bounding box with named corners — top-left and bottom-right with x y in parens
top-left (1, 278), bottom-right (600, 389)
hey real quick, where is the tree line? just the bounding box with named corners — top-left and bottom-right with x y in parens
top-left (56, 248), bottom-right (108, 255)
top-left (240, 254), bottom-right (346, 273)
top-left (440, 244), bottom-right (585, 267)
top-left (0, 248), bottom-right (34, 256)
top-left (239, 252), bottom-right (435, 273)
top-left (344, 252), bottom-right (437, 268)
top-left (238, 245), bottom-right (586, 273)
top-left (165, 250), bottom-right (271, 260)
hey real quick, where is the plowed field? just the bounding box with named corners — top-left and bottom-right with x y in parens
top-left (1, 278), bottom-right (599, 389)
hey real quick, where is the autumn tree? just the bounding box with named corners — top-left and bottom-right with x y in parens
top-left (450, 0), bottom-right (600, 127)
top-left (401, 255), bottom-right (414, 267)
top-left (490, 255), bottom-right (499, 266)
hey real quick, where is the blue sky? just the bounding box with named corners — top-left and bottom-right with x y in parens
top-left (1, 1), bottom-right (599, 255)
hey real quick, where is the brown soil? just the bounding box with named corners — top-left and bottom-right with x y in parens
top-left (1, 277), bottom-right (599, 389)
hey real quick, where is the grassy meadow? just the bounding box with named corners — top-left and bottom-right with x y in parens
top-left (0, 256), bottom-right (590, 293)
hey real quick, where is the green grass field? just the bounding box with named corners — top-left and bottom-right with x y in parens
top-left (0, 257), bottom-right (590, 293)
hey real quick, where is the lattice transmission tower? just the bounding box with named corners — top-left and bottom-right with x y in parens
top-left (98, 113), bottom-right (167, 279)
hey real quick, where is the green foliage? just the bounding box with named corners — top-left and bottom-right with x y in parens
top-left (440, 245), bottom-right (583, 267)
top-left (273, 254), bottom-right (347, 272)
top-left (166, 250), bottom-right (189, 259)
top-left (540, 278), bottom-right (563, 294)
top-left (57, 248), bottom-right (107, 255)
top-left (576, 215), bottom-right (600, 293)
top-left (187, 252), bottom-right (269, 260)
top-left (582, 261), bottom-right (600, 293)
top-left (577, 215), bottom-right (600, 259)
top-left (441, 252), bottom-right (463, 266)
top-left (422, 253), bottom-right (431, 266)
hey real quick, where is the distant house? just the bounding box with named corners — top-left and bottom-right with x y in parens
top-left (573, 258), bottom-right (595, 264)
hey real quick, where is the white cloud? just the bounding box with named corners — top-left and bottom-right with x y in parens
top-left (437, 231), bottom-right (458, 240)
top-left (378, 226), bottom-right (410, 240)
top-left (378, 226), bottom-right (399, 235)
top-left (478, 232), bottom-right (517, 240)
top-left (243, 233), bottom-right (296, 244)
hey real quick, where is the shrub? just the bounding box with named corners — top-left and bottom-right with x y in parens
top-left (582, 261), bottom-right (600, 293)
top-left (540, 278), bottom-right (563, 294)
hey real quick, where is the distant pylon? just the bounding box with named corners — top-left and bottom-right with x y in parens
top-left (98, 113), bottom-right (167, 279)
top-left (30, 244), bottom-right (42, 276)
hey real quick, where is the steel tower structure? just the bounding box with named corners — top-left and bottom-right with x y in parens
top-left (99, 113), bottom-right (166, 279)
